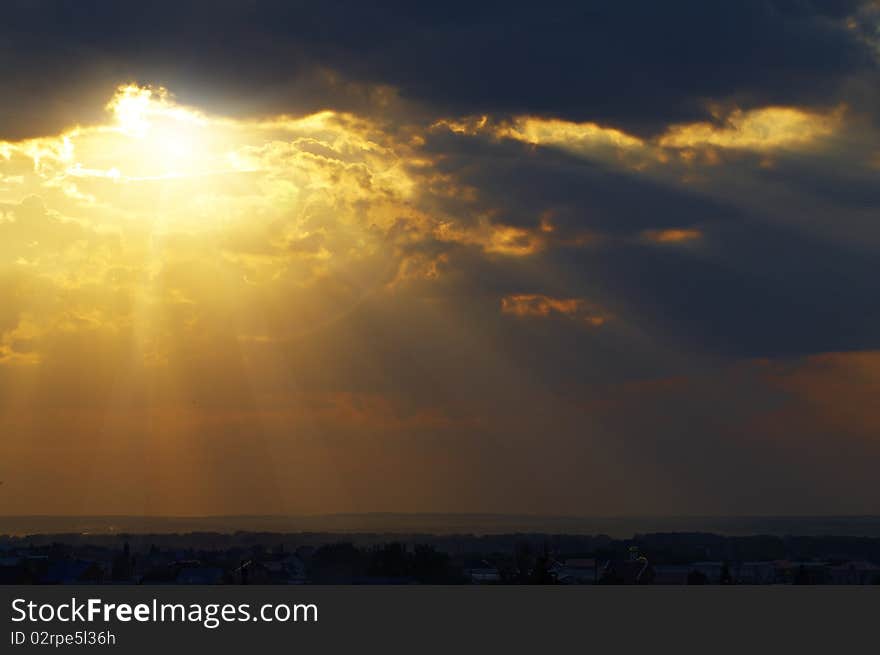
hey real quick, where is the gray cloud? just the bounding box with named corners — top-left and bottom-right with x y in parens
top-left (0, 0), bottom-right (877, 139)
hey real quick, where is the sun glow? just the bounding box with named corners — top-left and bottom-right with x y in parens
top-left (0, 82), bottom-right (436, 369)
top-left (98, 85), bottom-right (218, 179)
top-left (0, 83), bottom-right (464, 510)
top-left (0, 83), bottom-right (429, 235)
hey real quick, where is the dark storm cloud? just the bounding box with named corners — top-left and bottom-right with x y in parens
top-left (403, 130), bottom-right (880, 361)
top-left (417, 131), bottom-right (738, 232)
top-left (570, 224), bottom-right (880, 358)
top-left (0, 0), bottom-right (876, 138)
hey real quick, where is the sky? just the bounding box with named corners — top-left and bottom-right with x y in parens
top-left (0, 0), bottom-right (879, 517)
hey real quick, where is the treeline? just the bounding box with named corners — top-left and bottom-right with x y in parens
top-left (3, 532), bottom-right (880, 565)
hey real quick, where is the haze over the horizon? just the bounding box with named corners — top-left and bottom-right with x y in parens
top-left (4, 514), bottom-right (880, 540)
top-left (1, 1), bottom-right (879, 518)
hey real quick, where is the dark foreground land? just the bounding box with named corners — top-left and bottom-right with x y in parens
top-left (2, 526), bottom-right (880, 585)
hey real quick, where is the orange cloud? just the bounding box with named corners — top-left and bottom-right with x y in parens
top-left (434, 220), bottom-right (545, 256)
top-left (501, 294), bottom-right (611, 326)
top-left (640, 227), bottom-right (702, 244)
top-left (756, 350), bottom-right (880, 437)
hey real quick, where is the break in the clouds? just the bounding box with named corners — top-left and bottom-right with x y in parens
top-left (0, 1), bottom-right (879, 517)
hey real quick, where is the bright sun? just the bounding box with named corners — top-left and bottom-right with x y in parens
top-left (101, 84), bottom-right (217, 179)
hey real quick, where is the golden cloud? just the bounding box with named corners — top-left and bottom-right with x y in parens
top-left (434, 220), bottom-right (545, 256)
top-left (496, 116), bottom-right (644, 151)
top-left (432, 113), bottom-right (649, 168)
top-left (433, 104), bottom-right (844, 172)
top-left (657, 106), bottom-right (843, 151)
